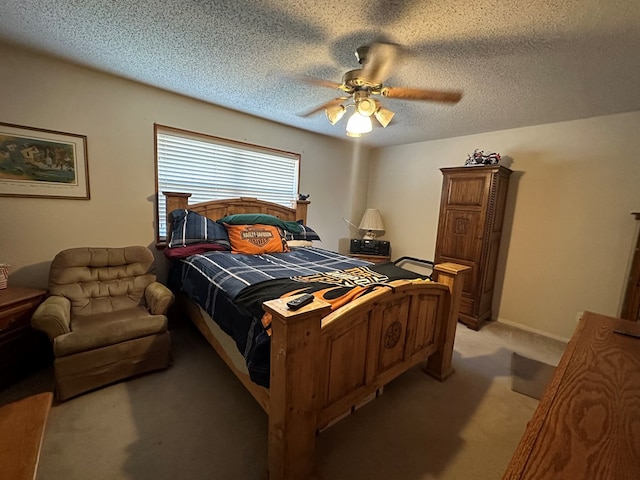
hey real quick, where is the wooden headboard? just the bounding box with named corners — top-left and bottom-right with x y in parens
top-left (163, 191), bottom-right (310, 224)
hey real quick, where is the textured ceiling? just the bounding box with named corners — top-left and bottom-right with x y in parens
top-left (1, 0), bottom-right (639, 147)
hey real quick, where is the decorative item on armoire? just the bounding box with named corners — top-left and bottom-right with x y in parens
top-left (434, 165), bottom-right (512, 330)
top-left (0, 264), bottom-right (8, 289)
top-left (465, 149), bottom-right (501, 166)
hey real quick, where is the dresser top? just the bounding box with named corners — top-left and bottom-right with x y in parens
top-left (0, 287), bottom-right (47, 309)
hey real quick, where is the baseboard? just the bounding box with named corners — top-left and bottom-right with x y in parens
top-left (495, 317), bottom-right (571, 344)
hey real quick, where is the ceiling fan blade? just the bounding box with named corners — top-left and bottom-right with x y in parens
top-left (360, 42), bottom-right (401, 85)
top-left (294, 74), bottom-right (344, 90)
top-left (382, 87), bottom-right (463, 104)
top-left (298, 97), bottom-right (349, 117)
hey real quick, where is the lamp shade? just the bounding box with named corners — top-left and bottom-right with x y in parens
top-left (346, 112), bottom-right (373, 137)
top-left (358, 209), bottom-right (384, 239)
top-left (325, 104), bottom-right (346, 125)
top-left (374, 107), bottom-right (394, 128)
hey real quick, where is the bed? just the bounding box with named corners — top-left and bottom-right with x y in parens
top-left (163, 191), bottom-right (469, 480)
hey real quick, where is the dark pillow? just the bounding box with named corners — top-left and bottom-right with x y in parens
top-left (163, 243), bottom-right (229, 259)
top-left (283, 221), bottom-right (321, 241)
top-left (167, 209), bottom-right (231, 249)
top-left (217, 213), bottom-right (302, 233)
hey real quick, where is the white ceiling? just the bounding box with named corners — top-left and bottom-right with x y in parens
top-left (1, 0), bottom-right (639, 148)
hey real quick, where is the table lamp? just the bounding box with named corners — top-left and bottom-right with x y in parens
top-left (358, 209), bottom-right (384, 240)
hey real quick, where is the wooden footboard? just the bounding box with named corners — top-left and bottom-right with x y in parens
top-left (263, 262), bottom-right (468, 480)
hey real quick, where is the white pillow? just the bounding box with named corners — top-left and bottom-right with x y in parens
top-left (286, 240), bottom-right (313, 248)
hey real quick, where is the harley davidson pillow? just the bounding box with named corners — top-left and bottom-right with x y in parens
top-left (224, 224), bottom-right (290, 254)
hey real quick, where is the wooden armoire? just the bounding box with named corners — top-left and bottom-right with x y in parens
top-left (434, 165), bottom-right (512, 330)
top-left (621, 212), bottom-right (640, 322)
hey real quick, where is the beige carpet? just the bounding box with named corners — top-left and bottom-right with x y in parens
top-left (0, 320), bottom-right (567, 480)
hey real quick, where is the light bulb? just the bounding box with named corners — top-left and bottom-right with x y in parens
top-left (346, 112), bottom-right (373, 137)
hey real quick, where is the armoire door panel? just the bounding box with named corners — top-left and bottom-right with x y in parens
top-left (446, 177), bottom-right (487, 207)
top-left (438, 210), bottom-right (484, 261)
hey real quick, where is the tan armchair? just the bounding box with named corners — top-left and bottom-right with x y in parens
top-left (32, 246), bottom-right (174, 401)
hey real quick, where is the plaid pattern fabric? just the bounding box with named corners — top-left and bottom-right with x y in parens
top-left (177, 247), bottom-right (373, 387)
top-left (283, 221), bottom-right (321, 241)
top-left (180, 246), bottom-right (368, 300)
top-left (167, 209), bottom-right (231, 249)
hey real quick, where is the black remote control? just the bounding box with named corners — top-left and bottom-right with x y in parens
top-left (286, 293), bottom-right (314, 311)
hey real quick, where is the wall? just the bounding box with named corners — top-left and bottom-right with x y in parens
top-left (0, 43), bottom-right (370, 288)
top-left (369, 111), bottom-right (640, 340)
top-left (4, 42), bottom-right (637, 341)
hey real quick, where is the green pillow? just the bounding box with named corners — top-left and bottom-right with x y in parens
top-left (217, 213), bottom-right (302, 233)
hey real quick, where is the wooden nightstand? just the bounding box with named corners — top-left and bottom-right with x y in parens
top-left (349, 253), bottom-right (391, 264)
top-left (0, 287), bottom-right (51, 389)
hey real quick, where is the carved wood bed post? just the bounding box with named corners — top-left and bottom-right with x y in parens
top-left (425, 262), bottom-right (470, 380)
top-left (262, 298), bottom-right (332, 480)
top-left (163, 191), bottom-right (191, 212)
top-left (163, 191), bottom-right (191, 229)
top-left (294, 199), bottom-right (310, 223)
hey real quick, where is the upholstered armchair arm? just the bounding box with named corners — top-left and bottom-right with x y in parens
top-left (31, 296), bottom-right (72, 341)
top-left (145, 282), bottom-right (175, 315)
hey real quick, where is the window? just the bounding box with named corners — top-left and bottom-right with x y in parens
top-left (155, 125), bottom-right (300, 241)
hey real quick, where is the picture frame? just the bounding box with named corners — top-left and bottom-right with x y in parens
top-left (0, 122), bottom-right (90, 199)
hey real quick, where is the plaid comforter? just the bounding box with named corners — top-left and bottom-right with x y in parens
top-left (179, 246), bottom-right (371, 301)
top-left (174, 247), bottom-right (424, 387)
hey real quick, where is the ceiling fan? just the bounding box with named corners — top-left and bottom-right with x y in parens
top-left (299, 42), bottom-right (463, 137)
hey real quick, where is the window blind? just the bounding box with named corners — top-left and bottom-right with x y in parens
top-left (156, 126), bottom-right (300, 239)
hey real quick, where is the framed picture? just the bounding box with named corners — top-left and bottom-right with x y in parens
top-left (0, 122), bottom-right (90, 199)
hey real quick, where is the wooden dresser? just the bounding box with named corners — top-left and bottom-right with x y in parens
top-left (0, 287), bottom-right (51, 389)
top-left (503, 311), bottom-right (640, 480)
top-left (434, 165), bottom-right (512, 329)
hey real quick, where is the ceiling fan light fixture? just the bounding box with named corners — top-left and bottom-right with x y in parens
top-left (298, 41), bottom-right (464, 138)
top-left (325, 104), bottom-right (346, 125)
top-left (355, 97), bottom-right (377, 117)
top-left (346, 111), bottom-right (372, 137)
top-left (374, 107), bottom-right (394, 128)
